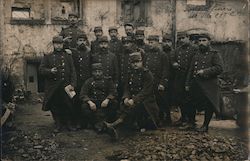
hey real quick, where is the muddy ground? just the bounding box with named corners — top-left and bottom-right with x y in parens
top-left (2, 102), bottom-right (249, 161)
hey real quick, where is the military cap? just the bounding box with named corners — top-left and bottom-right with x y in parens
top-left (122, 36), bottom-right (134, 43)
top-left (98, 36), bottom-right (109, 42)
top-left (94, 26), bottom-right (103, 32)
top-left (129, 52), bottom-right (142, 63)
top-left (68, 12), bottom-right (78, 18)
top-left (108, 26), bottom-right (118, 32)
top-left (162, 33), bottom-right (172, 41)
top-left (147, 35), bottom-right (160, 41)
top-left (92, 63), bottom-right (103, 71)
top-left (135, 29), bottom-right (144, 36)
top-left (77, 33), bottom-right (87, 39)
top-left (197, 33), bottom-right (211, 40)
top-left (52, 36), bottom-right (63, 43)
top-left (177, 31), bottom-right (188, 38)
top-left (124, 23), bottom-right (134, 29)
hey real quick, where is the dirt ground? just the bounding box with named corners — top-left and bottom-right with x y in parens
top-left (2, 102), bottom-right (249, 161)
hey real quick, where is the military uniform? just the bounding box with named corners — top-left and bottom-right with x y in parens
top-left (135, 29), bottom-right (148, 51)
top-left (108, 52), bottom-right (160, 130)
top-left (108, 26), bottom-right (123, 57)
top-left (91, 36), bottom-right (119, 85)
top-left (39, 36), bottom-right (77, 130)
top-left (145, 35), bottom-right (170, 124)
top-left (186, 41), bottom-right (223, 131)
top-left (91, 26), bottom-right (103, 54)
top-left (80, 63), bottom-right (118, 132)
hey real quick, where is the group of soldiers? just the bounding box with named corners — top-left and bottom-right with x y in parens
top-left (39, 13), bottom-right (223, 139)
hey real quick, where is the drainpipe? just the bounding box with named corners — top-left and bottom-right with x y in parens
top-left (171, 0), bottom-right (177, 49)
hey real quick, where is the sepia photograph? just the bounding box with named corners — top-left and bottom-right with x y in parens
top-left (1, 0), bottom-right (249, 160)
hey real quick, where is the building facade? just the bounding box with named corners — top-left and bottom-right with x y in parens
top-left (0, 0), bottom-right (249, 93)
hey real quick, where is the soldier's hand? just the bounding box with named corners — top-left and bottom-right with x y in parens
top-left (101, 99), bottom-right (109, 108)
top-left (51, 67), bottom-right (58, 74)
top-left (124, 98), bottom-right (130, 106)
top-left (88, 101), bottom-right (97, 111)
top-left (128, 99), bottom-right (134, 107)
top-left (185, 86), bottom-right (190, 92)
top-left (158, 84), bottom-right (165, 91)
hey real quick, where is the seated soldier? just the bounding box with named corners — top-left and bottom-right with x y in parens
top-left (80, 63), bottom-right (118, 134)
top-left (104, 52), bottom-right (160, 138)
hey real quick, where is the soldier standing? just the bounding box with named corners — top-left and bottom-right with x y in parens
top-left (124, 23), bottom-right (135, 40)
top-left (71, 33), bottom-right (91, 129)
top-left (91, 36), bottom-right (119, 86)
top-left (108, 26), bottom-right (123, 58)
top-left (80, 63), bottom-right (118, 134)
top-left (59, 13), bottom-right (85, 49)
top-left (171, 31), bottom-right (197, 127)
top-left (39, 36), bottom-right (77, 132)
top-left (91, 26), bottom-right (103, 54)
top-left (104, 52), bottom-right (160, 137)
top-left (145, 35), bottom-right (170, 125)
top-left (135, 29), bottom-right (148, 51)
top-left (185, 33), bottom-right (223, 132)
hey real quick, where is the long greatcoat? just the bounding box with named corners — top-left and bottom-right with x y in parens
top-left (122, 67), bottom-right (160, 127)
top-left (39, 50), bottom-right (77, 111)
top-left (186, 47), bottom-right (223, 113)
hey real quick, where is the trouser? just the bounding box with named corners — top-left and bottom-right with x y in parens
top-left (155, 90), bottom-right (171, 124)
top-left (49, 85), bottom-right (74, 127)
top-left (81, 100), bottom-right (118, 129)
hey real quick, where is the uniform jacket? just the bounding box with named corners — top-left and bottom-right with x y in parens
top-left (80, 77), bottom-right (117, 103)
top-left (144, 47), bottom-right (169, 87)
top-left (123, 67), bottom-right (160, 126)
top-left (186, 47), bottom-right (223, 113)
top-left (91, 39), bottom-right (100, 54)
top-left (109, 38), bottom-right (123, 57)
top-left (71, 47), bottom-right (91, 92)
top-left (39, 50), bottom-right (77, 111)
top-left (91, 50), bottom-right (119, 85)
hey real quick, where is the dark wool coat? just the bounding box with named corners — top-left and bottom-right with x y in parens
top-left (39, 50), bottom-right (77, 111)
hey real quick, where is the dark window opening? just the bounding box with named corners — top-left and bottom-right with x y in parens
top-left (29, 76), bottom-right (34, 83)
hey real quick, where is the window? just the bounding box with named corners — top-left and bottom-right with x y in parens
top-left (121, 0), bottom-right (151, 27)
top-left (186, 0), bottom-right (210, 11)
top-left (11, 7), bottom-right (31, 19)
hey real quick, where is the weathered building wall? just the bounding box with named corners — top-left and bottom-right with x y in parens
top-left (1, 0), bottom-right (249, 91)
top-left (176, 0), bottom-right (248, 41)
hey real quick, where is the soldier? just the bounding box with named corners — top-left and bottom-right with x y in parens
top-left (171, 31), bottom-right (197, 127)
top-left (108, 26), bottom-right (123, 58)
top-left (91, 26), bottom-right (103, 54)
top-left (185, 33), bottom-right (223, 132)
top-left (135, 29), bottom-right (148, 50)
top-left (91, 36), bottom-right (119, 86)
top-left (145, 35), bottom-right (171, 125)
top-left (124, 23), bottom-right (135, 40)
top-left (39, 36), bottom-right (77, 132)
top-left (104, 52), bottom-right (160, 137)
top-left (80, 63), bottom-right (118, 134)
top-left (117, 36), bottom-right (141, 101)
top-left (60, 12), bottom-right (85, 49)
top-left (71, 33), bottom-right (91, 129)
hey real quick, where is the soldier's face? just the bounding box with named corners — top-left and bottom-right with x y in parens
top-left (99, 42), bottom-right (109, 50)
top-left (123, 41), bottom-right (133, 49)
top-left (92, 70), bottom-right (103, 79)
top-left (69, 15), bottom-right (78, 24)
top-left (178, 36), bottom-right (189, 44)
top-left (135, 35), bottom-right (144, 43)
top-left (131, 60), bottom-right (143, 69)
top-left (53, 43), bottom-right (64, 51)
top-left (109, 30), bottom-right (118, 39)
top-left (198, 37), bottom-right (209, 47)
top-left (95, 31), bottom-right (103, 38)
top-left (125, 26), bottom-right (134, 36)
top-left (77, 38), bottom-right (88, 47)
top-left (148, 40), bottom-right (159, 49)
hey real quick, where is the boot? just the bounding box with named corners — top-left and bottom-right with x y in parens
top-left (103, 118), bottom-right (124, 128)
top-left (196, 125), bottom-right (208, 132)
top-left (179, 122), bottom-right (196, 130)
